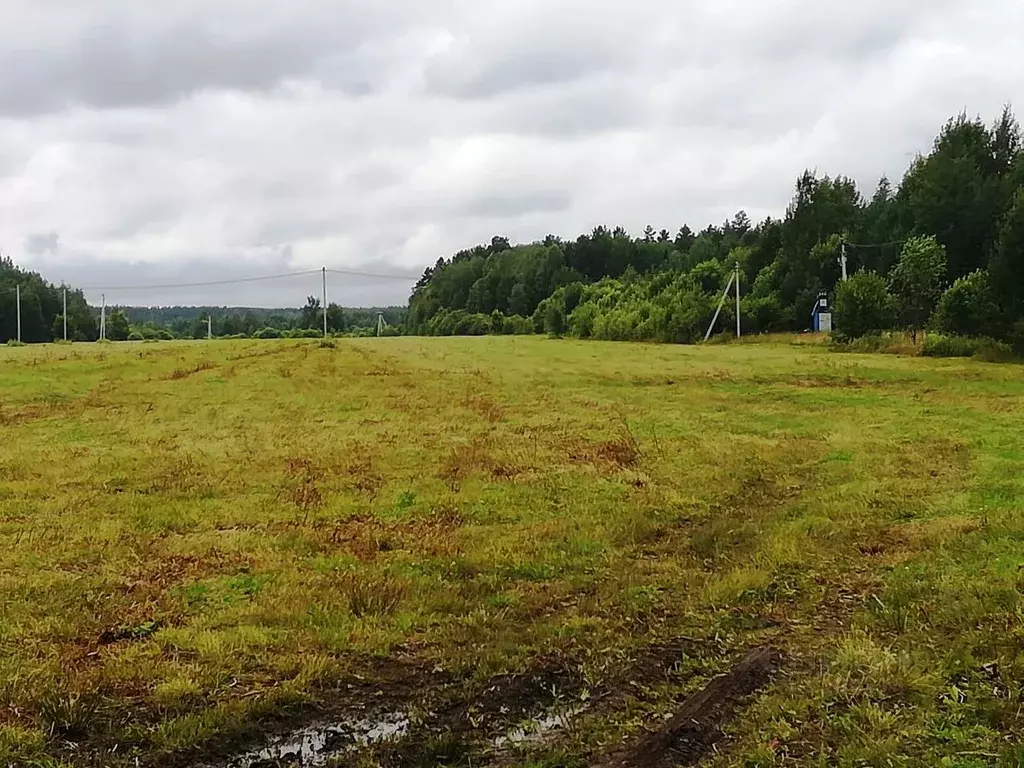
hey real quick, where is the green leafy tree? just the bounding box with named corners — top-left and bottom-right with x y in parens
top-left (931, 270), bottom-right (1002, 337)
top-left (834, 272), bottom-right (897, 339)
top-left (326, 304), bottom-right (346, 334)
top-left (889, 236), bottom-right (948, 343)
top-left (107, 310), bottom-right (130, 341)
top-left (901, 113), bottom-right (1011, 281)
top-left (543, 300), bottom-right (566, 337)
top-left (990, 187), bottom-right (1024, 322)
top-left (300, 296), bottom-right (322, 330)
top-left (508, 283), bottom-right (531, 317)
top-left (51, 314), bottom-right (67, 341)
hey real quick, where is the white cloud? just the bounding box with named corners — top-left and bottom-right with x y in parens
top-left (0, 0), bottom-right (1021, 306)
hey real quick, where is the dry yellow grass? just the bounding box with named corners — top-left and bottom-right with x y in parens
top-left (0, 337), bottom-right (1021, 766)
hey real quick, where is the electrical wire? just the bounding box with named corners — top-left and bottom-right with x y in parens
top-left (76, 268), bottom-right (324, 292)
top-left (326, 267), bottom-right (420, 281)
top-left (843, 239), bottom-right (907, 249)
top-left (58, 266), bottom-right (420, 292)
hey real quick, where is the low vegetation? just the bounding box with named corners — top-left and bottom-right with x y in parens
top-left (0, 336), bottom-right (1022, 766)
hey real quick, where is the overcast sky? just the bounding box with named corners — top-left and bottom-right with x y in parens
top-left (0, 0), bottom-right (1021, 307)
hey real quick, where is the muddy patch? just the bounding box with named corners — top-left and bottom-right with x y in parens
top-left (492, 703), bottom-right (586, 749)
top-left (209, 640), bottom-right (764, 768)
top-left (594, 646), bottom-right (782, 768)
top-left (223, 711), bottom-right (410, 767)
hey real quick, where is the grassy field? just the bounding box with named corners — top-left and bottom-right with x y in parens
top-left (1, 336), bottom-right (1022, 767)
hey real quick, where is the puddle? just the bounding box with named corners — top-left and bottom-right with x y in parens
top-left (493, 705), bottom-right (585, 749)
top-left (226, 711), bottom-right (410, 767)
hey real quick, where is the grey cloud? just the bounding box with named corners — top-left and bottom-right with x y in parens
top-left (425, 43), bottom-right (620, 100)
top-left (1, 0), bottom-right (1021, 308)
top-left (0, 1), bottom-right (425, 116)
top-left (24, 231), bottom-right (60, 255)
top-left (463, 191), bottom-right (571, 219)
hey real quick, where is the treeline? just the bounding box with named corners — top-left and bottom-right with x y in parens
top-left (409, 109), bottom-right (1024, 348)
top-left (0, 257), bottom-right (96, 343)
top-left (0, 262), bottom-right (409, 343)
top-left (117, 303), bottom-right (407, 339)
top-left (113, 301), bottom-right (407, 340)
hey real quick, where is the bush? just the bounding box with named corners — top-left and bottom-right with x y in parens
top-left (252, 327), bottom-right (282, 339)
top-left (282, 329), bottom-right (321, 339)
top-left (922, 334), bottom-right (1015, 362)
top-left (931, 270), bottom-right (1002, 338)
top-left (834, 271), bottom-right (897, 340)
top-left (830, 331), bottom-right (916, 355)
top-left (502, 315), bottom-right (534, 335)
top-left (6, 339), bottom-right (26, 347)
top-left (544, 302), bottom-right (566, 337)
top-left (156, 329), bottom-right (175, 341)
top-left (127, 331), bottom-right (145, 341)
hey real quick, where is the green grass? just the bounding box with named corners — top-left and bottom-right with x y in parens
top-left (0, 337), bottom-right (1022, 766)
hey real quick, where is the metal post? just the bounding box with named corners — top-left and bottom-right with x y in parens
top-left (703, 273), bottom-right (735, 342)
top-left (15, 285), bottom-right (21, 343)
top-left (321, 267), bottom-right (328, 338)
top-left (100, 294), bottom-right (106, 341)
top-left (63, 288), bottom-right (67, 341)
top-left (735, 262), bottom-right (741, 338)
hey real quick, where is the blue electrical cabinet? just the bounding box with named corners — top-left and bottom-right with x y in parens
top-left (811, 293), bottom-right (832, 333)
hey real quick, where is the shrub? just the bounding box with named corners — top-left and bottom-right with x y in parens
top-left (502, 314), bottom-right (534, 335)
top-left (831, 331), bottom-right (918, 355)
top-left (252, 327), bottom-right (282, 339)
top-left (5, 339), bottom-right (26, 347)
top-left (834, 271), bottom-right (897, 340)
top-left (127, 331), bottom-right (145, 341)
top-left (284, 329), bottom-right (322, 339)
top-left (934, 335), bottom-right (1013, 361)
top-left (931, 270), bottom-right (1001, 338)
top-left (922, 334), bottom-right (1015, 362)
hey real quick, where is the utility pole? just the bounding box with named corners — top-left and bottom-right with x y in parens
top-left (15, 284), bottom-right (21, 343)
top-left (321, 267), bottom-right (328, 338)
top-left (100, 294), bottom-right (106, 341)
top-left (208, 316), bottom-right (213, 340)
top-left (735, 262), bottom-right (741, 339)
top-left (704, 272), bottom-right (736, 342)
top-left (377, 311), bottom-right (385, 337)
top-left (840, 239), bottom-right (849, 282)
top-left (62, 288), bottom-right (67, 342)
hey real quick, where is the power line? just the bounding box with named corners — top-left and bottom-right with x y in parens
top-left (65, 266), bottom-right (420, 292)
top-left (843, 239), bottom-right (907, 249)
top-left (76, 268), bottom-right (323, 292)
top-left (326, 268), bottom-right (419, 281)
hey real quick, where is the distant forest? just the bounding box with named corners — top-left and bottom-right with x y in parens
top-left (115, 304), bottom-right (407, 340)
top-left (2, 109), bottom-right (1023, 348)
top-left (408, 108), bottom-right (1024, 349)
top-left (0, 262), bottom-right (406, 342)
